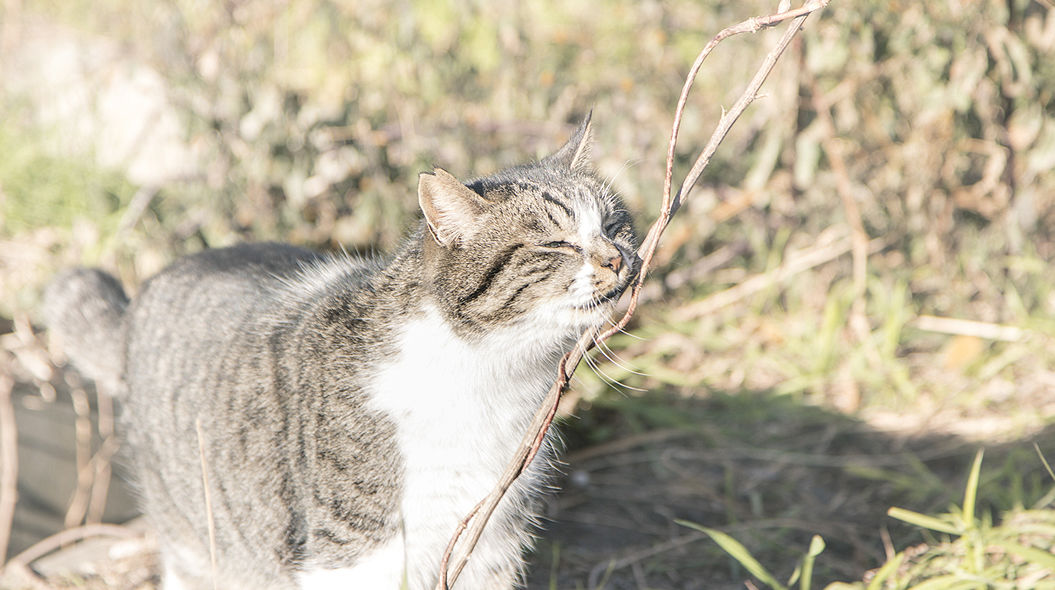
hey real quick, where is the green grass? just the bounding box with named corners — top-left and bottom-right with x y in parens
top-left (0, 109), bottom-right (134, 238)
top-left (680, 450), bottom-right (1055, 590)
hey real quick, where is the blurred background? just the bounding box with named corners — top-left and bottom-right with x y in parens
top-left (1, 0), bottom-right (1054, 588)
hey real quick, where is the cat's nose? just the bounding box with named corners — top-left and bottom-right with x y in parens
top-left (598, 242), bottom-right (633, 273)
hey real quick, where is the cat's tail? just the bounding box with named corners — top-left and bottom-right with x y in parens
top-left (43, 268), bottom-right (129, 393)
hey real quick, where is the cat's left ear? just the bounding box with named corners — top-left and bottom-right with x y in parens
top-left (544, 111), bottom-right (593, 172)
top-left (418, 168), bottom-right (488, 248)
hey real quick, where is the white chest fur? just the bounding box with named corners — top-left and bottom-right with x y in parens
top-left (298, 305), bottom-right (564, 590)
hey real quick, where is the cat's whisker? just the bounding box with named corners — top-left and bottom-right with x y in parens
top-left (592, 337), bottom-right (649, 379)
top-left (580, 349), bottom-right (619, 390)
top-left (588, 338), bottom-right (648, 390)
top-left (602, 314), bottom-right (645, 341)
top-left (600, 158), bottom-right (640, 197)
top-left (582, 342), bottom-right (643, 393)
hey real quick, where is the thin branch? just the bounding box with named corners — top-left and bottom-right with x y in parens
top-left (435, 1), bottom-right (831, 587)
top-left (0, 373), bottom-right (16, 565)
top-left (912, 315), bottom-right (1028, 342)
top-left (0, 561), bottom-right (51, 590)
top-left (87, 389), bottom-right (116, 524)
top-left (812, 90), bottom-right (868, 314)
top-left (195, 418), bottom-right (220, 590)
top-left (64, 378), bottom-right (94, 529)
top-left (6, 523), bottom-right (140, 568)
top-left (674, 234), bottom-right (887, 321)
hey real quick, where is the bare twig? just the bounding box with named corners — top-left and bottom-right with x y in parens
top-left (811, 88), bottom-right (869, 320)
top-left (674, 233), bottom-right (887, 320)
top-left (0, 373), bottom-right (16, 565)
top-left (629, 240), bottom-right (750, 308)
top-left (64, 377), bottom-right (94, 529)
top-left (1, 561), bottom-right (51, 590)
top-left (116, 185), bottom-right (159, 235)
top-left (6, 523), bottom-right (140, 567)
top-left (87, 389), bottom-right (115, 524)
top-left (436, 1), bottom-right (831, 587)
top-left (195, 418), bottom-right (220, 590)
top-left (912, 315), bottom-right (1028, 342)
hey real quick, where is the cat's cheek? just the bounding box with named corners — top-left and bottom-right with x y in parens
top-left (529, 301), bottom-right (609, 337)
top-left (568, 262), bottom-right (596, 302)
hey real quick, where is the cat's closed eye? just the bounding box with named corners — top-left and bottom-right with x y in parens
top-left (539, 240), bottom-right (581, 252)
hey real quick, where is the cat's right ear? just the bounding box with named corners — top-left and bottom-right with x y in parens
top-left (543, 111), bottom-right (594, 172)
top-left (418, 168), bottom-right (488, 248)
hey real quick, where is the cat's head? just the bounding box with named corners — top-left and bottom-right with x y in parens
top-left (417, 113), bottom-right (638, 342)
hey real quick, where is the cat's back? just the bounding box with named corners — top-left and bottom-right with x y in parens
top-left (133, 242), bottom-right (322, 313)
top-left (120, 242), bottom-right (392, 590)
top-left (127, 241), bottom-right (373, 339)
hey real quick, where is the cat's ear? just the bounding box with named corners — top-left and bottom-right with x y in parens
top-left (418, 168), bottom-right (488, 248)
top-left (544, 111), bottom-right (593, 172)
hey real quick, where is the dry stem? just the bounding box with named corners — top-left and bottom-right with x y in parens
top-left (674, 232), bottom-right (887, 320)
top-left (436, 1), bottom-right (831, 587)
top-left (195, 418), bottom-right (220, 590)
top-left (6, 523), bottom-right (139, 567)
top-left (912, 315), bottom-right (1028, 342)
top-left (63, 377), bottom-right (94, 529)
top-left (87, 389), bottom-right (115, 524)
top-left (0, 373), bottom-right (16, 565)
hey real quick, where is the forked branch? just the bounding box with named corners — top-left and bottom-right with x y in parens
top-left (437, 1), bottom-right (831, 587)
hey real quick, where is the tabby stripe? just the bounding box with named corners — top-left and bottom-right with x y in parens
top-left (313, 526), bottom-right (352, 546)
top-left (458, 243), bottom-right (524, 305)
top-left (542, 191), bottom-right (574, 218)
top-left (502, 280), bottom-right (537, 308)
top-left (521, 256), bottom-right (559, 272)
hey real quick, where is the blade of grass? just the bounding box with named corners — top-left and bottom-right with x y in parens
top-left (549, 542), bottom-right (561, 590)
top-left (1036, 442), bottom-right (1055, 482)
top-left (865, 551), bottom-right (905, 590)
top-left (676, 520), bottom-right (788, 590)
top-left (788, 564), bottom-right (802, 587)
top-left (887, 507), bottom-right (961, 536)
top-left (799, 535), bottom-right (826, 590)
top-left (961, 450), bottom-right (984, 530)
top-left (990, 540), bottom-right (1055, 571)
top-left (906, 573), bottom-right (982, 590)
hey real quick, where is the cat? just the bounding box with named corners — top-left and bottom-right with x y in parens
top-left (43, 113), bottom-right (637, 590)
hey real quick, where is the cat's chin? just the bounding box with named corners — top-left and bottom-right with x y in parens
top-left (534, 301), bottom-right (617, 338)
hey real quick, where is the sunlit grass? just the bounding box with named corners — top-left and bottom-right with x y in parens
top-left (681, 450), bottom-right (1055, 590)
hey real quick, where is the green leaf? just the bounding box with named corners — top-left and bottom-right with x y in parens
top-left (906, 573), bottom-right (979, 590)
top-left (865, 552), bottom-right (905, 590)
top-left (676, 520), bottom-right (788, 590)
top-left (991, 540), bottom-right (1055, 571)
top-left (887, 507), bottom-right (961, 535)
top-left (1036, 442), bottom-right (1055, 482)
top-left (961, 449), bottom-right (984, 529)
top-left (800, 535), bottom-right (826, 590)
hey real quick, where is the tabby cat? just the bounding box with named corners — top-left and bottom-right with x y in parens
top-left (44, 114), bottom-right (637, 590)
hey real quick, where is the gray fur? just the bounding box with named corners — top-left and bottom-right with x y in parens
top-left (43, 115), bottom-right (636, 589)
top-left (44, 267), bottom-right (130, 393)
